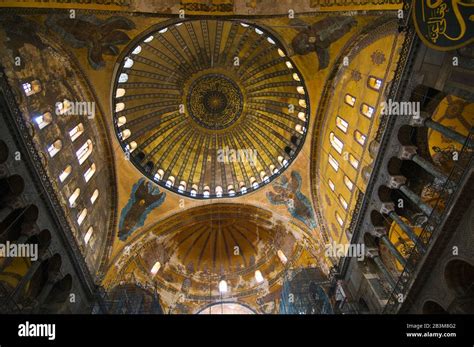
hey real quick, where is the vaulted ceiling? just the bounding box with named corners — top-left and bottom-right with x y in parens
top-left (0, 0), bottom-right (405, 313)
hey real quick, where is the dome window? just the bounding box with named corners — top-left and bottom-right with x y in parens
top-left (143, 35), bottom-right (154, 43)
top-left (118, 73), bottom-right (128, 83)
top-left (131, 45), bottom-right (142, 55)
top-left (123, 57), bottom-right (134, 69)
top-left (277, 250), bottom-right (288, 264)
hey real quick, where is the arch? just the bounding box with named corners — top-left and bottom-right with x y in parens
top-left (0, 139), bottom-right (8, 163)
top-left (197, 301), bottom-right (257, 314)
top-left (422, 300), bottom-right (448, 314)
top-left (444, 259), bottom-right (474, 297)
top-left (44, 274), bottom-right (73, 306)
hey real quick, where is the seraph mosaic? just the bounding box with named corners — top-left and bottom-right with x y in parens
top-left (45, 14), bottom-right (135, 69)
top-left (291, 16), bottom-right (357, 70)
top-left (118, 178), bottom-right (166, 241)
top-left (267, 171), bottom-right (317, 229)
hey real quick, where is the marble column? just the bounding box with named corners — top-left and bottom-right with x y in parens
top-left (371, 227), bottom-right (407, 267)
top-left (411, 112), bottom-right (472, 148)
top-left (366, 248), bottom-right (396, 289)
top-left (380, 203), bottom-right (426, 253)
top-left (398, 146), bottom-right (449, 183)
top-left (387, 175), bottom-right (434, 216)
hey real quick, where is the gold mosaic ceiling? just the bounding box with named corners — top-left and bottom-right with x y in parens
top-left (113, 19), bottom-right (310, 199)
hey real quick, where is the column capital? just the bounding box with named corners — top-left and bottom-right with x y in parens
top-left (20, 222), bottom-right (39, 240)
top-left (370, 227), bottom-right (388, 239)
top-left (365, 247), bottom-right (380, 259)
top-left (398, 146), bottom-right (417, 160)
top-left (409, 111), bottom-right (430, 127)
top-left (380, 202), bottom-right (395, 215)
top-left (387, 175), bottom-right (407, 189)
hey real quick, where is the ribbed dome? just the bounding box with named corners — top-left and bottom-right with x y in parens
top-left (113, 19), bottom-right (309, 198)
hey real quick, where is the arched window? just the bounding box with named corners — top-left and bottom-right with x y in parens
top-left (90, 189), bottom-right (99, 205)
top-left (354, 130), bottom-right (367, 146)
top-left (83, 163), bottom-right (96, 183)
top-left (361, 103), bottom-right (375, 118)
top-left (59, 165), bottom-right (72, 182)
top-left (84, 227), bottom-right (93, 245)
top-left (336, 116), bottom-right (348, 133)
top-left (34, 112), bottom-right (52, 129)
top-left (77, 208), bottom-right (87, 226)
top-left (328, 154), bottom-right (339, 172)
top-left (47, 140), bottom-right (62, 158)
top-left (339, 195), bottom-right (348, 210)
top-left (278, 156), bottom-right (288, 167)
top-left (227, 184), bottom-right (236, 196)
top-left (218, 280), bottom-right (228, 293)
top-left (154, 169), bottom-right (164, 181)
top-left (117, 116), bottom-right (127, 127)
top-left (125, 141), bottom-right (137, 153)
top-left (330, 132), bottom-right (344, 154)
top-left (344, 176), bottom-right (354, 191)
top-left (69, 123), bottom-right (84, 142)
top-left (115, 88), bottom-right (126, 98)
top-left (118, 73), bottom-right (128, 83)
top-left (178, 181), bottom-right (187, 193)
top-left (250, 177), bottom-right (259, 189)
top-left (336, 212), bottom-right (344, 226)
top-left (22, 80), bottom-right (41, 96)
top-left (344, 94), bottom-right (356, 107)
top-left (123, 57), bottom-right (134, 69)
top-left (190, 184), bottom-right (198, 197)
top-left (56, 99), bottom-right (72, 115)
top-left (120, 129), bottom-right (131, 140)
top-left (115, 103), bottom-right (125, 112)
top-left (76, 139), bottom-right (93, 165)
top-left (69, 188), bottom-right (80, 207)
top-left (277, 250), bottom-right (288, 264)
top-left (203, 186), bottom-right (210, 198)
top-left (166, 175), bottom-right (175, 188)
top-left (328, 179), bottom-right (335, 192)
top-left (349, 154), bottom-right (359, 169)
top-left (150, 261), bottom-right (161, 275)
top-left (131, 45), bottom-right (142, 55)
top-left (295, 124), bottom-right (305, 134)
top-left (255, 270), bottom-right (264, 283)
top-left (367, 76), bottom-right (383, 91)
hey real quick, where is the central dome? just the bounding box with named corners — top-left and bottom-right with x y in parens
top-left (113, 19), bottom-right (309, 199)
